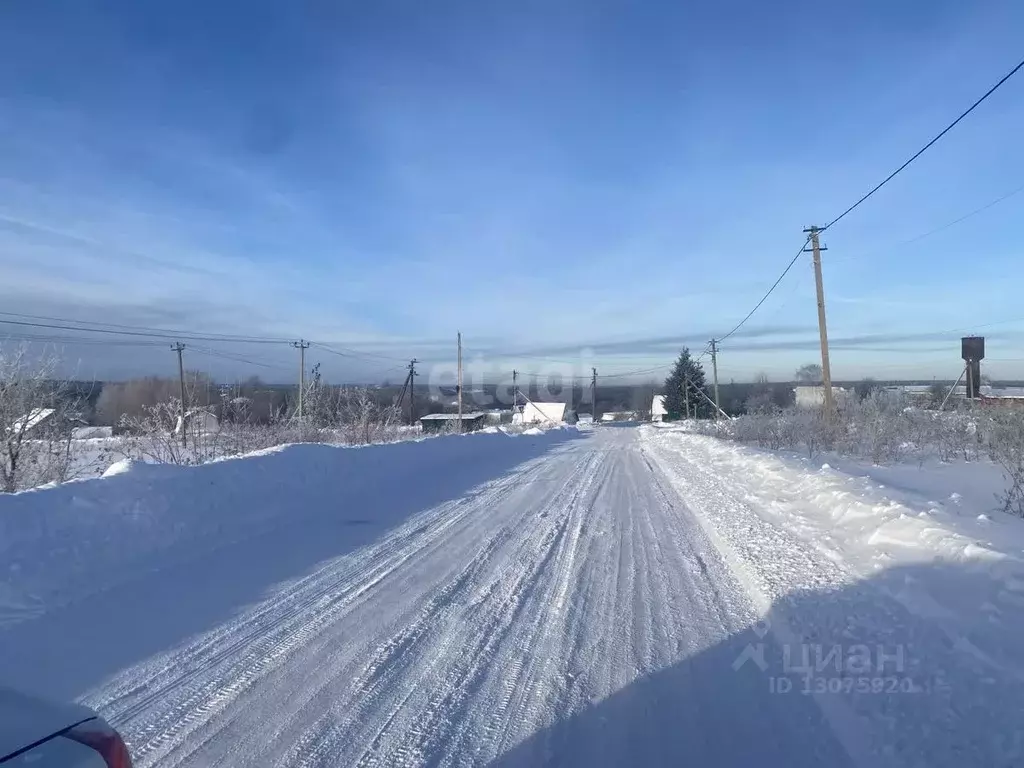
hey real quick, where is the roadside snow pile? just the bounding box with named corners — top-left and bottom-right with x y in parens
top-left (0, 428), bottom-right (584, 623)
top-left (642, 426), bottom-right (1024, 679)
top-left (100, 458), bottom-right (140, 477)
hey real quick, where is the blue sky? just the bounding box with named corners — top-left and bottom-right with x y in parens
top-left (1, 0), bottom-right (1023, 384)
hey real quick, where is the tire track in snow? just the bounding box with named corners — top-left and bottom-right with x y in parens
top-left (84, 428), bottom-right (863, 767)
top-left (282, 448), bottom-right (603, 768)
top-left (87, 457), bottom-right (554, 768)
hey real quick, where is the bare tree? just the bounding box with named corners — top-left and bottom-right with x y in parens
top-left (0, 346), bottom-right (82, 492)
top-left (339, 386), bottom-right (401, 444)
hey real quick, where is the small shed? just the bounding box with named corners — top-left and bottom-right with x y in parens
top-left (419, 412), bottom-right (488, 434)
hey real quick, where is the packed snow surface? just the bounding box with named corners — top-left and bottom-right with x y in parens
top-left (2, 424), bottom-right (1022, 766)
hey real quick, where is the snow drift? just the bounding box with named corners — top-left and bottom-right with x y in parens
top-left (0, 429), bottom-right (583, 625)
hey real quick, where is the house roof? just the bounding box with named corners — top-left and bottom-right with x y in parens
top-left (11, 408), bottom-right (56, 433)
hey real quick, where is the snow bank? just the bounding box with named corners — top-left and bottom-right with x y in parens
top-left (0, 429), bottom-right (584, 624)
top-left (641, 426), bottom-right (1024, 679)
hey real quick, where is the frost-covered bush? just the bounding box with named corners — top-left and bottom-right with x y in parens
top-left (982, 409), bottom-right (1024, 517)
top-left (710, 391), bottom-right (991, 466)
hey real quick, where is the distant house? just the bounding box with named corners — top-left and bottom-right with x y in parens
top-left (175, 408), bottom-right (220, 436)
top-left (979, 387), bottom-right (1024, 408)
top-left (419, 412), bottom-right (488, 433)
top-left (793, 386), bottom-right (850, 409)
top-left (513, 402), bottom-right (566, 425)
top-left (651, 395), bottom-right (667, 422)
top-left (10, 408), bottom-right (86, 437)
top-left (10, 408), bottom-right (57, 435)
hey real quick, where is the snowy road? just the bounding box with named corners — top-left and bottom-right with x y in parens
top-left (81, 426), bottom-right (853, 767)
top-left (10, 424), bottom-right (1008, 766)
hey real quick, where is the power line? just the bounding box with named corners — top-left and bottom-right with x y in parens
top-left (822, 55), bottom-right (1024, 233)
top-left (827, 181), bottom-right (1024, 267)
top-left (188, 345), bottom-right (290, 372)
top-left (0, 311), bottom-right (291, 344)
top-left (897, 182), bottom-right (1024, 245)
top-left (711, 56), bottom-right (1024, 345)
top-left (0, 333), bottom-right (170, 348)
top-left (716, 234), bottom-right (813, 343)
top-left (0, 318), bottom-right (291, 344)
top-left (0, 316), bottom-right (413, 368)
top-left (308, 341), bottom-right (408, 363)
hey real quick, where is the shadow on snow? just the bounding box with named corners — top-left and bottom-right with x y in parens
top-left (491, 561), bottom-right (1024, 768)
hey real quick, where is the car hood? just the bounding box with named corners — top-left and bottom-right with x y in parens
top-left (0, 687), bottom-right (96, 759)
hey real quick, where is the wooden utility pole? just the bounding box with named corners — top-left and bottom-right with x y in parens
top-left (397, 359), bottom-right (418, 425)
top-left (803, 226), bottom-right (834, 413)
top-left (591, 367), bottom-right (598, 422)
top-left (457, 332), bottom-right (463, 432)
top-left (408, 359), bottom-right (417, 425)
top-left (512, 369), bottom-right (520, 418)
top-left (683, 376), bottom-right (690, 419)
top-left (709, 339), bottom-right (721, 419)
top-left (171, 342), bottom-right (187, 447)
top-left (291, 340), bottom-right (310, 420)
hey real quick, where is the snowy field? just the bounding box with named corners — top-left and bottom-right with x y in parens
top-left (2, 423), bottom-right (1023, 765)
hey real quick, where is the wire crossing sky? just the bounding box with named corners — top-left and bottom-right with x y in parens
top-left (1, 1), bottom-right (1023, 382)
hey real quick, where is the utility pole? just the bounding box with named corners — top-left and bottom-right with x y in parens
top-left (291, 339), bottom-right (310, 421)
top-left (171, 343), bottom-right (187, 447)
top-left (683, 376), bottom-right (690, 419)
top-left (408, 359), bottom-right (418, 425)
top-left (591, 367), bottom-right (598, 422)
top-left (397, 359), bottom-right (419, 425)
top-left (803, 226), bottom-right (834, 413)
top-left (709, 339), bottom-right (721, 419)
top-left (457, 331), bottom-right (463, 432)
top-left (512, 369), bottom-right (520, 418)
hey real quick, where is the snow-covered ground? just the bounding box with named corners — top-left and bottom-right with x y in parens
top-left (642, 424), bottom-right (1024, 765)
top-left (2, 423), bottom-right (1022, 765)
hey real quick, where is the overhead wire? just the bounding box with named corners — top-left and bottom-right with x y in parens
top-left (0, 318), bottom-right (291, 344)
top-left (0, 311), bottom-right (292, 344)
top-left (821, 55), bottom-right (1024, 234)
top-left (711, 54), bottom-right (1024, 346)
top-left (714, 234), bottom-right (813, 344)
top-left (309, 341), bottom-right (409, 363)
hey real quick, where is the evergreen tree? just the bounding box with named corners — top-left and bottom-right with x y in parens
top-left (662, 348), bottom-right (711, 420)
